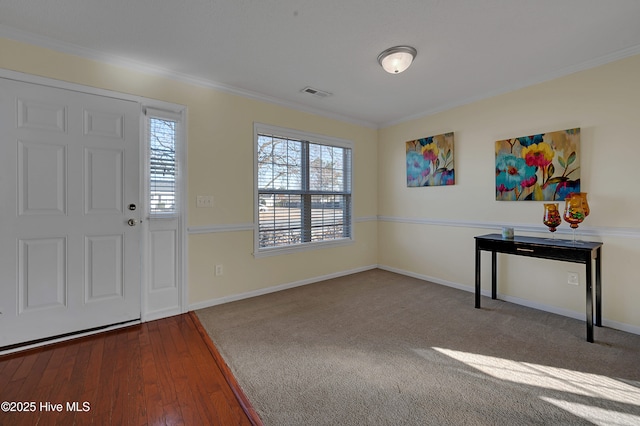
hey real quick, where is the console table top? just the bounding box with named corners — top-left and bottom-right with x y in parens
top-left (475, 233), bottom-right (603, 250)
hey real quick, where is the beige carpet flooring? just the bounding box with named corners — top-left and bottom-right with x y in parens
top-left (196, 269), bottom-right (640, 425)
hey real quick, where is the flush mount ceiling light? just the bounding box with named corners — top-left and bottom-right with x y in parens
top-left (377, 46), bottom-right (417, 74)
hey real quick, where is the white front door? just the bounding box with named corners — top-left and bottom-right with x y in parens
top-left (0, 78), bottom-right (141, 348)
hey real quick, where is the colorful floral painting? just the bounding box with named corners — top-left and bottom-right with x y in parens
top-left (406, 132), bottom-right (455, 187)
top-left (495, 128), bottom-right (580, 201)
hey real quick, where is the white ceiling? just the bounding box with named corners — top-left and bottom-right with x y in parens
top-left (2, 0), bottom-right (640, 127)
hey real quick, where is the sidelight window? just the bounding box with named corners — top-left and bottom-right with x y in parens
top-left (147, 110), bottom-right (179, 215)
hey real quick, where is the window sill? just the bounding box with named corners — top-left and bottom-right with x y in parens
top-left (253, 238), bottom-right (354, 258)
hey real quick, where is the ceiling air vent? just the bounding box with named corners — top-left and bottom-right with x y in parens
top-left (301, 86), bottom-right (332, 98)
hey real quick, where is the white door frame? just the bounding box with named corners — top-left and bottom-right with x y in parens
top-left (141, 106), bottom-right (188, 321)
top-left (0, 69), bottom-right (187, 350)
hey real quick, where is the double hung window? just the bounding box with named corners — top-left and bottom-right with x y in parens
top-left (255, 123), bottom-right (353, 255)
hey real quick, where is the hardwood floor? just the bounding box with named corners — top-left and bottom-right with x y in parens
top-left (0, 313), bottom-right (260, 425)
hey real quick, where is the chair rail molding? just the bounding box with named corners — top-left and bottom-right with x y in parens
top-left (377, 216), bottom-right (640, 239)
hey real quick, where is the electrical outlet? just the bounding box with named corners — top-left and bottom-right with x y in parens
top-left (567, 272), bottom-right (579, 285)
top-left (215, 264), bottom-right (223, 276)
top-left (196, 195), bottom-right (214, 208)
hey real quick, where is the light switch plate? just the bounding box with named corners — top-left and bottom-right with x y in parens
top-left (196, 195), bottom-right (214, 208)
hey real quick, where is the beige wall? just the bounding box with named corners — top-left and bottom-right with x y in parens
top-left (378, 54), bottom-right (640, 331)
top-left (0, 37), bottom-right (379, 308)
top-left (2, 36), bottom-right (639, 332)
top-left (186, 96), bottom-right (379, 304)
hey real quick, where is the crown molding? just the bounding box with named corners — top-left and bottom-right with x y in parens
top-left (0, 25), bottom-right (377, 129)
top-left (5, 24), bottom-right (639, 131)
top-left (381, 43), bottom-right (640, 128)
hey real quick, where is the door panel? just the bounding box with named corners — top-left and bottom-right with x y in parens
top-left (18, 237), bottom-right (67, 313)
top-left (18, 141), bottom-right (67, 215)
top-left (0, 78), bottom-right (141, 347)
top-left (85, 234), bottom-right (123, 301)
top-left (84, 147), bottom-right (123, 214)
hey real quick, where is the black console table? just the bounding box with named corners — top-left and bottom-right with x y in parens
top-left (474, 233), bottom-right (603, 342)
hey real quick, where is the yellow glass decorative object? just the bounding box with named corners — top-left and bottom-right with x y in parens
top-left (543, 203), bottom-right (561, 236)
top-left (563, 192), bottom-right (589, 243)
top-left (577, 192), bottom-right (590, 218)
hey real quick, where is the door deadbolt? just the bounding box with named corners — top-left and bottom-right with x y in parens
top-left (128, 204), bottom-right (137, 211)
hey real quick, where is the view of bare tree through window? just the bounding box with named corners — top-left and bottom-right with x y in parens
top-left (149, 117), bottom-right (176, 214)
top-left (257, 129), bottom-right (352, 249)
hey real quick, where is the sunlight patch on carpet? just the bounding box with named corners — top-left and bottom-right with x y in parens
top-left (540, 398), bottom-right (640, 426)
top-left (426, 347), bottom-right (640, 425)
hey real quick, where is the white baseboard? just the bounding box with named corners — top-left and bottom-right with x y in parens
top-left (188, 263), bottom-right (640, 337)
top-left (188, 265), bottom-right (378, 311)
top-left (600, 318), bottom-right (640, 336)
top-left (378, 264), bottom-right (640, 336)
top-left (378, 265), bottom-right (473, 293)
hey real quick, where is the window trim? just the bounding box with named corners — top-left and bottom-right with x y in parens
top-left (253, 122), bottom-right (354, 257)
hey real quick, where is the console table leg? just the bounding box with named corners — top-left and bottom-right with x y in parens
top-left (475, 244), bottom-right (481, 308)
top-left (586, 257), bottom-right (594, 343)
top-left (491, 251), bottom-right (497, 300)
top-left (595, 248), bottom-right (602, 327)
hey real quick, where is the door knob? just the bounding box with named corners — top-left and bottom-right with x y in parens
top-left (127, 218), bottom-right (138, 226)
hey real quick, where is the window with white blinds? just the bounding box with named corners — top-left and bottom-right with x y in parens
top-left (147, 111), bottom-right (178, 215)
top-left (255, 123), bottom-right (353, 254)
